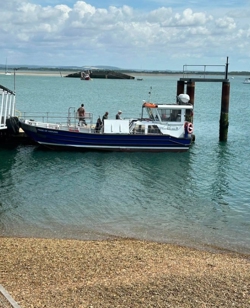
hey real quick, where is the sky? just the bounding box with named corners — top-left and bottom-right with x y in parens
top-left (1, 0), bottom-right (250, 71)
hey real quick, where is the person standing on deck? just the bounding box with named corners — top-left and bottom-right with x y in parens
top-left (116, 110), bottom-right (122, 119)
top-left (77, 104), bottom-right (86, 126)
top-left (102, 111), bottom-right (109, 123)
top-left (95, 117), bottom-right (102, 133)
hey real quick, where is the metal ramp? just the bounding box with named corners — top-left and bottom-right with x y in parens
top-left (0, 85), bottom-right (16, 130)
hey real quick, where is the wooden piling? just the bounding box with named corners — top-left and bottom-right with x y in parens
top-left (186, 81), bottom-right (195, 106)
top-left (219, 81), bottom-right (230, 141)
top-left (176, 80), bottom-right (185, 97)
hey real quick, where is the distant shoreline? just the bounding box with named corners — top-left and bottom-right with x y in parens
top-left (0, 70), bottom-right (72, 77)
top-left (1, 69), bottom-right (248, 78)
top-left (0, 69), bottom-right (182, 77)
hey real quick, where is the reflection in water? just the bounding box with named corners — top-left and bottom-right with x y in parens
top-left (211, 143), bottom-right (230, 203)
top-left (0, 143), bottom-right (250, 253)
top-left (0, 148), bottom-right (20, 213)
top-left (1, 147), bottom-right (193, 235)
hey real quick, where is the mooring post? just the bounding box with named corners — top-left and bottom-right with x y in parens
top-left (219, 81), bottom-right (230, 141)
top-left (176, 80), bottom-right (185, 98)
top-left (186, 81), bottom-right (195, 123)
top-left (186, 81), bottom-right (195, 106)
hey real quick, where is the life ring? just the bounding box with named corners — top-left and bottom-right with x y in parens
top-left (187, 122), bottom-right (193, 134)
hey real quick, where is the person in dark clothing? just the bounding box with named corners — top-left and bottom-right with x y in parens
top-left (102, 111), bottom-right (108, 123)
top-left (116, 110), bottom-right (122, 119)
top-left (95, 117), bottom-right (102, 133)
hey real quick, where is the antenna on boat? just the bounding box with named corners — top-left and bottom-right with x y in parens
top-left (13, 68), bottom-right (19, 93)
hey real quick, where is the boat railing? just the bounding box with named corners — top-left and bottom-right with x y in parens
top-left (182, 64), bottom-right (228, 80)
top-left (18, 110), bottom-right (93, 127)
top-left (67, 107), bottom-right (93, 126)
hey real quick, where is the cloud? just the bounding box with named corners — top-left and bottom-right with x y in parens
top-left (215, 17), bottom-right (236, 31)
top-left (0, 0), bottom-right (250, 70)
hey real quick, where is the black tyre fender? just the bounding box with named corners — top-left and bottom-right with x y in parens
top-left (6, 117), bottom-right (20, 135)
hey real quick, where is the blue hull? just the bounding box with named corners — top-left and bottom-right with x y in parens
top-left (21, 123), bottom-right (192, 152)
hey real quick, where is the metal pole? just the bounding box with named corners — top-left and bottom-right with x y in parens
top-left (225, 57), bottom-right (229, 80)
top-left (14, 69), bottom-right (16, 93)
top-left (13, 68), bottom-right (19, 93)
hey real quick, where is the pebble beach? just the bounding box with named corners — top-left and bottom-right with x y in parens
top-left (0, 237), bottom-right (249, 308)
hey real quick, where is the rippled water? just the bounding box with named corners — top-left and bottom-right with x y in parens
top-left (0, 73), bottom-right (250, 254)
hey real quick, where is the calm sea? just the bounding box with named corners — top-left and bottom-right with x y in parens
top-left (0, 73), bottom-right (250, 254)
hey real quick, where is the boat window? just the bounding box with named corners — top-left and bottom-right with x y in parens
top-left (148, 125), bottom-right (161, 134)
top-left (158, 109), bottom-right (182, 122)
top-left (158, 109), bottom-right (170, 122)
top-left (146, 108), bottom-right (158, 120)
top-left (133, 124), bottom-right (145, 134)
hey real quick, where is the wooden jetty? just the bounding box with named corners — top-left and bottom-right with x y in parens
top-left (65, 70), bottom-right (135, 79)
top-left (176, 57), bottom-right (230, 141)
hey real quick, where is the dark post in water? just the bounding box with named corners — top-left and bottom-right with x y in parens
top-left (186, 81), bottom-right (195, 106)
top-left (219, 81), bottom-right (230, 141)
top-left (220, 57), bottom-right (230, 142)
top-left (176, 80), bottom-right (185, 98)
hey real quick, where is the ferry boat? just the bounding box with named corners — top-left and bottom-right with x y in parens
top-left (19, 94), bottom-right (194, 152)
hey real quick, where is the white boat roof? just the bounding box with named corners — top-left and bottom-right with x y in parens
top-left (156, 104), bottom-right (193, 110)
top-left (143, 103), bottom-right (193, 110)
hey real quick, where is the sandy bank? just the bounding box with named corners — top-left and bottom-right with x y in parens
top-left (0, 70), bottom-right (74, 77)
top-left (1, 237), bottom-right (249, 308)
